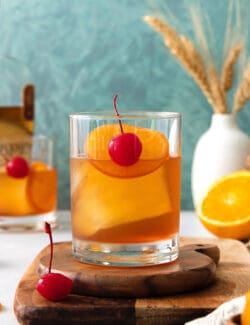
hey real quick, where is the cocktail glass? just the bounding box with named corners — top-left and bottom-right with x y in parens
top-left (0, 135), bottom-right (57, 231)
top-left (69, 111), bottom-right (181, 266)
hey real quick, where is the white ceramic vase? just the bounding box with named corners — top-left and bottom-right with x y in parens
top-left (191, 113), bottom-right (250, 208)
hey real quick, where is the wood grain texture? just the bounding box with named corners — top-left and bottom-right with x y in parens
top-left (14, 238), bottom-right (250, 325)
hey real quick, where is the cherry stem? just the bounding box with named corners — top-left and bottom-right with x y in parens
top-left (45, 222), bottom-right (53, 274)
top-left (113, 94), bottom-right (124, 134)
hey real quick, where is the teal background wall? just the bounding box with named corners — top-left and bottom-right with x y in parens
top-left (0, 0), bottom-right (249, 210)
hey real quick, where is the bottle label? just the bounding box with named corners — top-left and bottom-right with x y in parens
top-left (0, 141), bottom-right (32, 167)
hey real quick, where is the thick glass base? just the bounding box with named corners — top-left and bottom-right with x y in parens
top-left (0, 211), bottom-right (57, 232)
top-left (72, 234), bottom-right (179, 267)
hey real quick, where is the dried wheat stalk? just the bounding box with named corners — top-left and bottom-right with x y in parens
top-left (209, 66), bottom-right (228, 113)
top-left (221, 44), bottom-right (242, 92)
top-left (233, 63), bottom-right (250, 114)
top-left (144, 16), bottom-right (214, 107)
top-left (144, 14), bottom-right (250, 114)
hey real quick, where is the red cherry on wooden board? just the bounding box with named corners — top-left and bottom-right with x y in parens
top-left (108, 94), bottom-right (142, 166)
top-left (37, 272), bottom-right (73, 302)
top-left (36, 222), bottom-right (73, 301)
top-left (6, 156), bottom-right (29, 178)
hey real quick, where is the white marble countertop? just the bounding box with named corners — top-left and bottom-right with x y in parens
top-left (0, 210), bottom-right (214, 325)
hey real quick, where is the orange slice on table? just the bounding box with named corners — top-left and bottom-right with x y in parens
top-left (197, 170), bottom-right (250, 240)
top-left (241, 290), bottom-right (250, 325)
top-left (27, 162), bottom-right (57, 213)
top-left (84, 124), bottom-right (169, 177)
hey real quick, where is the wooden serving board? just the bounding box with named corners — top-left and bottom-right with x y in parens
top-left (14, 238), bottom-right (250, 325)
top-left (37, 242), bottom-right (219, 298)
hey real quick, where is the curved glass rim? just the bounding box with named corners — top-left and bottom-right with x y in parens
top-left (69, 111), bottom-right (181, 120)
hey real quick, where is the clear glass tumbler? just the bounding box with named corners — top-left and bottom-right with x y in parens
top-left (0, 135), bottom-right (57, 231)
top-left (69, 111), bottom-right (181, 266)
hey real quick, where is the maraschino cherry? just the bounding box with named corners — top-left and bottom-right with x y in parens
top-left (36, 222), bottom-right (73, 301)
top-left (6, 156), bottom-right (29, 178)
top-left (108, 94), bottom-right (142, 166)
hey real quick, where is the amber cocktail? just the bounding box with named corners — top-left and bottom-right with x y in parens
top-left (0, 135), bottom-right (57, 230)
top-left (69, 110), bottom-right (181, 266)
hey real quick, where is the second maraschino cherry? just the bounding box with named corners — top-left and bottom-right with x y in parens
top-left (6, 156), bottom-right (29, 178)
top-left (108, 94), bottom-right (142, 166)
top-left (36, 222), bottom-right (73, 301)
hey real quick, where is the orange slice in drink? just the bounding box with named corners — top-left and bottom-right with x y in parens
top-left (27, 162), bottom-right (57, 213)
top-left (84, 124), bottom-right (169, 177)
top-left (30, 161), bottom-right (48, 171)
top-left (0, 173), bottom-right (35, 216)
top-left (197, 170), bottom-right (250, 239)
top-left (71, 160), bottom-right (172, 238)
